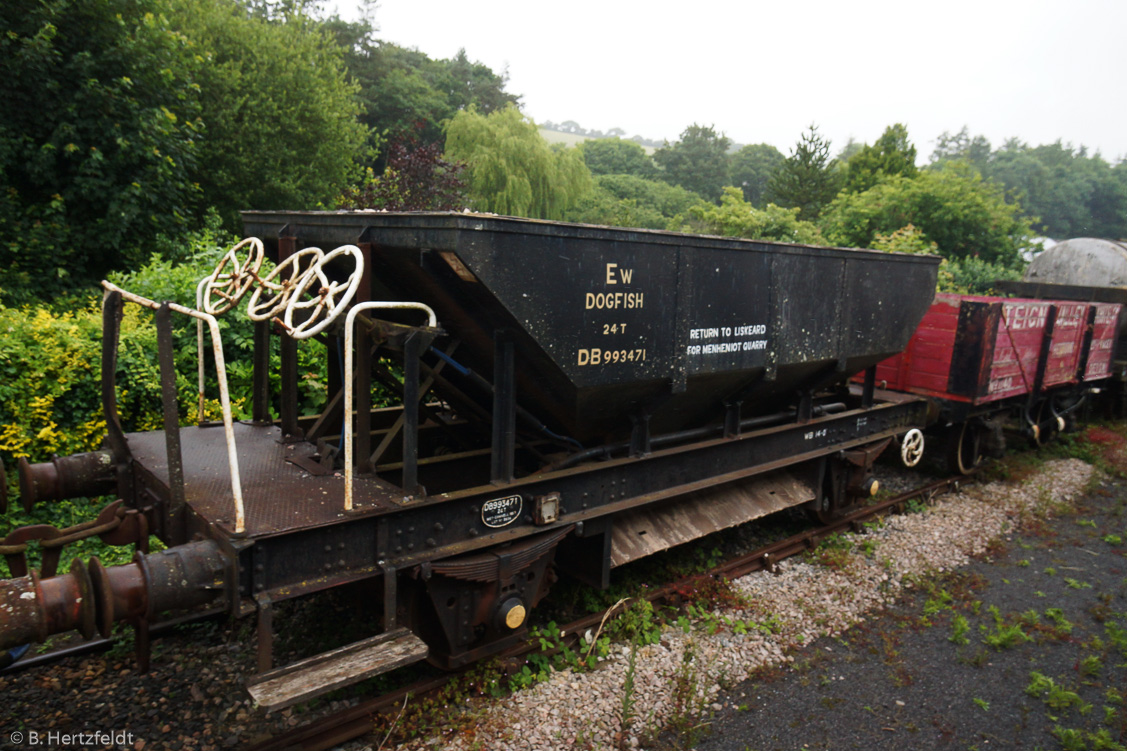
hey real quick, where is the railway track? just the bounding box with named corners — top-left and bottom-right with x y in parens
top-left (248, 472), bottom-right (969, 751)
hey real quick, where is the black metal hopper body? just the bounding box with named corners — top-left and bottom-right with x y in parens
top-left (241, 211), bottom-right (940, 444)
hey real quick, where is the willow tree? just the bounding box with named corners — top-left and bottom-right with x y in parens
top-left (444, 106), bottom-right (590, 219)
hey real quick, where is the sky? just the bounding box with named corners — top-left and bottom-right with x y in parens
top-left (329, 0), bottom-right (1127, 162)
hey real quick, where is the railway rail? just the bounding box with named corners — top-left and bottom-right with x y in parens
top-left (247, 472), bottom-right (969, 751)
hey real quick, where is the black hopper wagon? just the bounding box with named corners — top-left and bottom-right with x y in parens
top-left (0, 213), bottom-right (939, 709)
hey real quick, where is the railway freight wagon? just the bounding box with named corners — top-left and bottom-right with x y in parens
top-left (0, 213), bottom-right (939, 709)
top-left (873, 292), bottom-right (1121, 473)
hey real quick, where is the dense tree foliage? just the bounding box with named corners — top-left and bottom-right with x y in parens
top-left (339, 137), bottom-right (466, 211)
top-left (653, 124), bottom-right (731, 202)
top-left (767, 125), bottom-right (840, 221)
top-left (444, 106), bottom-right (591, 219)
top-left (326, 16), bottom-right (518, 149)
top-left (687, 187), bottom-right (825, 244)
top-left (729, 144), bottom-right (784, 207)
top-left (930, 127), bottom-right (1127, 239)
top-left (820, 162), bottom-right (1032, 265)
top-left (841, 123), bottom-right (918, 194)
top-left (564, 174), bottom-right (703, 230)
top-left (0, 0), bottom-right (381, 303)
top-left (173, 0), bottom-right (368, 228)
top-left (594, 174), bottom-right (703, 218)
top-left (0, 0), bottom-right (203, 303)
top-left (577, 138), bottom-right (656, 178)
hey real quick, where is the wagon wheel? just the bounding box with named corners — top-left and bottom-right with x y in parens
top-left (203, 238), bottom-right (265, 315)
top-left (283, 244), bottom-right (365, 339)
top-left (246, 247), bottom-right (324, 322)
top-left (945, 421), bottom-right (983, 475)
top-left (1030, 399), bottom-right (1063, 448)
top-left (900, 428), bottom-right (925, 468)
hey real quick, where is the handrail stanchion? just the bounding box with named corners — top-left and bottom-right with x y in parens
top-left (101, 282), bottom-right (246, 534)
top-left (343, 303), bottom-right (437, 511)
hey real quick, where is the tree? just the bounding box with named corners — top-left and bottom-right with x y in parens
top-left (173, 0), bottom-right (368, 228)
top-left (323, 17), bottom-right (519, 149)
top-left (339, 136), bottom-right (466, 211)
top-left (653, 124), bottom-right (731, 202)
top-left (0, 0), bottom-right (202, 303)
top-left (929, 127), bottom-right (992, 173)
top-left (577, 138), bottom-right (655, 178)
top-left (729, 144), bottom-right (784, 206)
top-left (688, 187), bottom-right (825, 244)
top-left (564, 187), bottom-right (668, 230)
top-left (593, 174), bottom-right (704, 218)
top-left (564, 173), bottom-right (704, 229)
top-left (819, 162), bottom-right (1032, 265)
top-left (841, 123), bottom-right (919, 194)
top-left (767, 125), bottom-right (840, 221)
top-left (988, 140), bottom-right (1127, 239)
top-left (444, 105), bottom-right (591, 219)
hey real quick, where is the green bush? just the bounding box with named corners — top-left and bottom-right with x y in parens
top-left (0, 226), bottom-right (334, 471)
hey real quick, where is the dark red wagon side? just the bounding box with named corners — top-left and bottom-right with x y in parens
top-left (873, 292), bottom-right (1120, 472)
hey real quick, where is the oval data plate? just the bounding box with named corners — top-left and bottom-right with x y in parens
top-left (482, 495), bottom-right (522, 528)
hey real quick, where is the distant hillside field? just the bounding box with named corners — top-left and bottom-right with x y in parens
top-left (539, 128), bottom-right (656, 154)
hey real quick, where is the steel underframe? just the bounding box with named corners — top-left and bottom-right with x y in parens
top-left (224, 396), bottom-right (925, 610)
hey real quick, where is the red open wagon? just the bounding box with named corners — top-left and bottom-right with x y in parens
top-left (873, 293), bottom-right (1120, 471)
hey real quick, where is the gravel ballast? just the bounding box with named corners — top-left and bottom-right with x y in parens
top-left (396, 459), bottom-right (1104, 750)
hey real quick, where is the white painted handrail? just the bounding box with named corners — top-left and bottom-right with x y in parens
top-left (343, 303), bottom-right (438, 511)
top-left (103, 281), bottom-right (246, 534)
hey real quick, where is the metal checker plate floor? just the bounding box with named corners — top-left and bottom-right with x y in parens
top-left (127, 423), bottom-right (400, 538)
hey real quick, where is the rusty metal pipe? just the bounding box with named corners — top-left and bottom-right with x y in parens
top-left (0, 540), bottom-right (228, 652)
top-left (138, 540), bottom-right (228, 616)
top-left (0, 560), bottom-right (96, 651)
top-left (18, 451), bottom-right (116, 510)
top-left (87, 557), bottom-right (147, 638)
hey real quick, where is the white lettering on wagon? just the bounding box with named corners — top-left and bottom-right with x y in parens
top-left (1004, 303), bottom-right (1049, 330)
top-left (684, 323), bottom-right (768, 356)
top-left (481, 495), bottom-right (523, 528)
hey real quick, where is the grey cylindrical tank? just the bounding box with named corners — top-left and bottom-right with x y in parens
top-left (1026, 238), bottom-right (1127, 287)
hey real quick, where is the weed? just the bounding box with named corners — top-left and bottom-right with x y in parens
top-left (1018, 558), bottom-right (1031, 567)
top-left (614, 639), bottom-right (639, 751)
top-left (1088, 728), bottom-right (1127, 751)
top-left (1052, 725), bottom-right (1087, 751)
top-left (1078, 519), bottom-right (1098, 528)
top-left (923, 588), bottom-right (954, 617)
top-left (1065, 577), bottom-right (1093, 590)
top-left (984, 622), bottom-right (1031, 650)
top-left (1103, 534), bottom-right (1123, 545)
top-left (1104, 621), bottom-right (1127, 656)
top-left (1045, 567), bottom-right (1058, 576)
top-left (1080, 654), bottom-right (1103, 678)
top-left (904, 497), bottom-right (928, 514)
top-left (606, 600), bottom-right (663, 647)
top-left (973, 697), bottom-right (990, 711)
top-left (1046, 608), bottom-right (1075, 636)
top-left (949, 615), bottom-right (970, 646)
top-left (666, 638), bottom-right (712, 749)
top-left (805, 532), bottom-right (856, 570)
